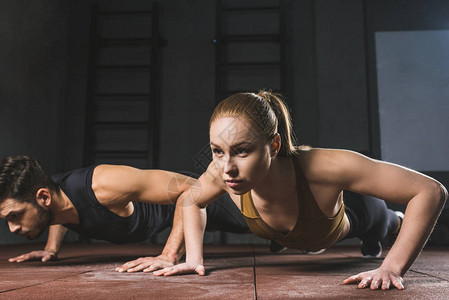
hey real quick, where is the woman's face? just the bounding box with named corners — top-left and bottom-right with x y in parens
top-left (209, 117), bottom-right (273, 195)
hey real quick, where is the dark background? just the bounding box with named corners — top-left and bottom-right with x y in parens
top-left (1, 0), bottom-right (448, 244)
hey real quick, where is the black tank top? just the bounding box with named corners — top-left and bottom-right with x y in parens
top-left (51, 166), bottom-right (175, 244)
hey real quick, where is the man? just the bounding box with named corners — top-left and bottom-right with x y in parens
top-left (0, 155), bottom-right (249, 273)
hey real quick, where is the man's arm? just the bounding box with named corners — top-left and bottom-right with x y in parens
top-left (9, 225), bottom-right (67, 263)
top-left (91, 165), bottom-right (196, 272)
top-left (158, 197), bottom-right (186, 263)
top-left (116, 196), bottom-right (186, 273)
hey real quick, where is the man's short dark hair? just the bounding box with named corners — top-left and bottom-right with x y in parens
top-left (0, 155), bottom-right (58, 205)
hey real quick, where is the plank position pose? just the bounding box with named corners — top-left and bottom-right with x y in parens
top-left (155, 91), bottom-right (448, 290)
top-left (0, 155), bottom-right (249, 273)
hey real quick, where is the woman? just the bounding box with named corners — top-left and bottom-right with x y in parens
top-left (155, 91), bottom-right (447, 290)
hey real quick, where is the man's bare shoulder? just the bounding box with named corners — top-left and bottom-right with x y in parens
top-left (93, 165), bottom-right (187, 185)
top-left (92, 165), bottom-right (138, 190)
top-left (92, 165), bottom-right (194, 204)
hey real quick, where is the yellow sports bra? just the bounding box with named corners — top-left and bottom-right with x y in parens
top-left (240, 154), bottom-right (346, 251)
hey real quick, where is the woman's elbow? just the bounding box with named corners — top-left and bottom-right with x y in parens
top-left (428, 181), bottom-right (448, 208)
top-left (438, 183), bottom-right (448, 204)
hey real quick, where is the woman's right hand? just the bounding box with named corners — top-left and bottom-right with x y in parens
top-left (153, 262), bottom-right (205, 276)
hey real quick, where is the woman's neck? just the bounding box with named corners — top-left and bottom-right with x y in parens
top-left (252, 156), bottom-right (295, 201)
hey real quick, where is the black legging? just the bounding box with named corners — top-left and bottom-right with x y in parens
top-left (344, 191), bottom-right (400, 243)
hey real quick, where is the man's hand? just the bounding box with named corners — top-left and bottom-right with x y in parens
top-left (343, 266), bottom-right (404, 290)
top-left (9, 250), bottom-right (57, 263)
top-left (116, 254), bottom-right (177, 273)
top-left (153, 262), bottom-right (205, 276)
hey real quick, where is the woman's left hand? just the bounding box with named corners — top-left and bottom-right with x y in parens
top-left (153, 262), bottom-right (206, 276)
top-left (343, 266), bottom-right (404, 290)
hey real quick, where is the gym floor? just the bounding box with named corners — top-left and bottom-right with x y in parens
top-left (0, 243), bottom-right (448, 299)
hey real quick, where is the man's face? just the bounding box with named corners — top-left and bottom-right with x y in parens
top-left (0, 198), bottom-right (51, 239)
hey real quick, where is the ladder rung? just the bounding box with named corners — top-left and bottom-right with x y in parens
top-left (222, 6), bottom-right (280, 12)
top-left (94, 97), bottom-right (148, 103)
top-left (92, 150), bottom-right (148, 157)
top-left (219, 34), bottom-right (280, 43)
top-left (219, 62), bottom-right (280, 70)
top-left (98, 10), bottom-right (152, 16)
top-left (93, 122), bottom-right (149, 128)
top-left (96, 65), bottom-right (151, 70)
top-left (99, 37), bottom-right (152, 45)
top-left (216, 91), bottom-right (247, 97)
top-left (93, 93), bottom-right (150, 97)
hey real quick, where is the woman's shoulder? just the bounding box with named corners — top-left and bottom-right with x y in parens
top-left (296, 146), bottom-right (361, 159)
top-left (295, 146), bottom-right (342, 162)
top-left (294, 147), bottom-right (364, 183)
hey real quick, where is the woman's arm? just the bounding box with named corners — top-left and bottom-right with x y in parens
top-left (314, 149), bottom-right (447, 289)
top-left (154, 163), bottom-right (227, 276)
top-left (116, 196), bottom-right (186, 273)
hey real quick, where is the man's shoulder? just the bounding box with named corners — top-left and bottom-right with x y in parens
top-left (51, 165), bottom-right (96, 185)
